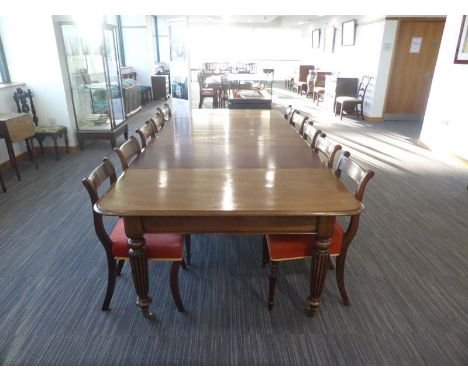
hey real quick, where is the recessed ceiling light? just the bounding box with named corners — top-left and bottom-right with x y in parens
top-left (247, 19), bottom-right (252, 23)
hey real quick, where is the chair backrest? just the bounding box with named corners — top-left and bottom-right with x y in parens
top-left (313, 134), bottom-right (342, 169)
top-left (302, 121), bottom-right (322, 147)
top-left (12, 87), bottom-right (39, 126)
top-left (136, 121), bottom-right (156, 149)
top-left (157, 103), bottom-right (171, 121)
top-left (81, 157), bottom-right (117, 253)
top-left (284, 105), bottom-right (294, 121)
top-left (357, 76), bottom-right (372, 101)
top-left (148, 111), bottom-right (164, 133)
top-left (114, 136), bottom-right (141, 171)
top-left (334, 151), bottom-right (375, 243)
top-left (290, 110), bottom-right (308, 135)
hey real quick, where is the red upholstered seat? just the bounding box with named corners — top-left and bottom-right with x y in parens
top-left (110, 219), bottom-right (184, 260)
top-left (201, 88), bottom-right (215, 96)
top-left (266, 222), bottom-right (344, 261)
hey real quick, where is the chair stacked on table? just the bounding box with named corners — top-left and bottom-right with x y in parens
top-left (82, 103), bottom-right (191, 314)
top-left (262, 106), bottom-right (375, 310)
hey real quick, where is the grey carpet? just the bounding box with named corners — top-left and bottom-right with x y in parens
top-left (0, 91), bottom-right (467, 365)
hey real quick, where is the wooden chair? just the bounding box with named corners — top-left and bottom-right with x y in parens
top-left (13, 88), bottom-right (69, 161)
top-left (197, 71), bottom-right (218, 109)
top-left (218, 76), bottom-right (229, 108)
top-left (0, 169), bottom-right (6, 192)
top-left (335, 76), bottom-right (372, 120)
top-left (114, 136), bottom-right (141, 171)
top-left (82, 157), bottom-right (186, 312)
top-left (302, 120), bottom-right (322, 146)
top-left (161, 102), bottom-right (172, 120)
top-left (311, 73), bottom-right (329, 105)
top-left (136, 122), bottom-right (156, 149)
top-left (148, 110), bottom-right (165, 134)
top-left (284, 105), bottom-right (294, 122)
top-left (312, 134), bottom-right (342, 169)
top-left (289, 110), bottom-right (308, 135)
top-left (263, 151), bottom-right (375, 310)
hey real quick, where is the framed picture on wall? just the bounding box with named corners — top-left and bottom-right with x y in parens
top-left (454, 15), bottom-right (468, 64)
top-left (342, 19), bottom-right (356, 46)
top-left (324, 26), bottom-right (336, 53)
top-left (312, 29), bottom-right (321, 49)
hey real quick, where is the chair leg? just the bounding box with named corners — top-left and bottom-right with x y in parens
top-left (262, 235), bottom-right (269, 267)
top-left (340, 103), bottom-right (344, 120)
top-left (360, 102), bottom-right (364, 120)
top-left (184, 234), bottom-right (191, 266)
top-left (52, 135), bottom-right (60, 161)
top-left (336, 249), bottom-right (351, 306)
top-left (199, 96), bottom-right (204, 109)
top-left (102, 257), bottom-right (118, 311)
top-left (25, 138), bottom-right (33, 161)
top-left (29, 138), bottom-right (39, 170)
top-left (116, 260), bottom-right (125, 276)
top-left (334, 102), bottom-right (338, 116)
top-left (64, 130), bottom-right (69, 154)
top-left (268, 261), bottom-right (279, 311)
top-left (170, 262), bottom-right (186, 312)
top-left (0, 170), bottom-right (6, 193)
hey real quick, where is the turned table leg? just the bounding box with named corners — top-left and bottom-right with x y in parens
top-left (6, 140), bottom-right (20, 181)
top-left (306, 217), bottom-right (335, 316)
top-left (126, 222), bottom-right (154, 319)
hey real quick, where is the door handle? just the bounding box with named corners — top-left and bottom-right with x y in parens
top-left (424, 73), bottom-right (433, 78)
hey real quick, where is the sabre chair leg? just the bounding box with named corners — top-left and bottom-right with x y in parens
top-left (102, 257), bottom-right (118, 311)
top-left (268, 261), bottom-right (279, 311)
top-left (336, 249), bottom-right (351, 306)
top-left (170, 262), bottom-right (186, 312)
top-left (116, 260), bottom-right (125, 276)
top-left (262, 235), bottom-right (269, 267)
top-left (184, 234), bottom-right (192, 266)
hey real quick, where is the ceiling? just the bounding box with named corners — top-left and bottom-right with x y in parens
top-left (188, 15), bottom-right (325, 27)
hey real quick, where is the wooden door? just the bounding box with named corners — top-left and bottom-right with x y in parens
top-left (385, 18), bottom-right (445, 119)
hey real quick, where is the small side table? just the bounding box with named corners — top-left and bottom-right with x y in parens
top-left (0, 113), bottom-right (39, 181)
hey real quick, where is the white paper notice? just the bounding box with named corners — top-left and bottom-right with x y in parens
top-left (409, 37), bottom-right (423, 54)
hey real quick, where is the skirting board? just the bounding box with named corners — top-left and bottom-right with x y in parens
top-left (0, 145), bottom-right (80, 170)
top-left (364, 115), bottom-right (384, 122)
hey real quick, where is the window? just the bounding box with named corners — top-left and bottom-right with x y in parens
top-left (0, 34), bottom-right (11, 83)
top-left (152, 16), bottom-right (160, 63)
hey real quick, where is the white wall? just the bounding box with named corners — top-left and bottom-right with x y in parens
top-left (0, 15), bottom-right (75, 166)
top-left (420, 14), bottom-right (468, 160)
top-left (120, 15), bottom-right (154, 86)
top-left (298, 16), bottom-right (396, 118)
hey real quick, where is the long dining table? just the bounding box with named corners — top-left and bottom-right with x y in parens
top-left (95, 107), bottom-right (362, 318)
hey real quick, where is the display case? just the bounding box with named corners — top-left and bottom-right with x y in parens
top-left (60, 22), bottom-right (128, 148)
top-left (227, 73), bottom-right (273, 109)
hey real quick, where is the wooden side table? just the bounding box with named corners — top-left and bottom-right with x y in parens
top-left (0, 113), bottom-right (39, 181)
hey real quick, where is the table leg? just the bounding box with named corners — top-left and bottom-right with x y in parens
top-left (306, 217), bottom-right (335, 316)
top-left (128, 235), bottom-right (154, 319)
top-left (5, 140), bottom-right (20, 181)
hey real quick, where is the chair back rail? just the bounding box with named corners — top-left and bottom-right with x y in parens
top-left (136, 122), bottom-right (156, 149)
top-left (313, 134), bottom-right (342, 169)
top-left (290, 111), bottom-right (308, 135)
top-left (114, 135), bottom-right (141, 171)
top-left (302, 121), bottom-right (322, 147)
top-left (81, 157), bottom-right (117, 251)
top-left (335, 151), bottom-right (375, 246)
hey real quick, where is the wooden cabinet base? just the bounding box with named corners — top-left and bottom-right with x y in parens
top-left (77, 123), bottom-right (129, 150)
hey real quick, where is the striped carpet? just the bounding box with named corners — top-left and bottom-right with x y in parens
top-left (0, 93), bottom-right (467, 365)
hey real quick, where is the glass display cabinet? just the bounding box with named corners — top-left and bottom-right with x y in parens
top-left (227, 73), bottom-right (273, 109)
top-left (60, 22), bottom-right (128, 148)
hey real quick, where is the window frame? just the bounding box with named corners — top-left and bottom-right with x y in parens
top-left (0, 34), bottom-right (11, 83)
